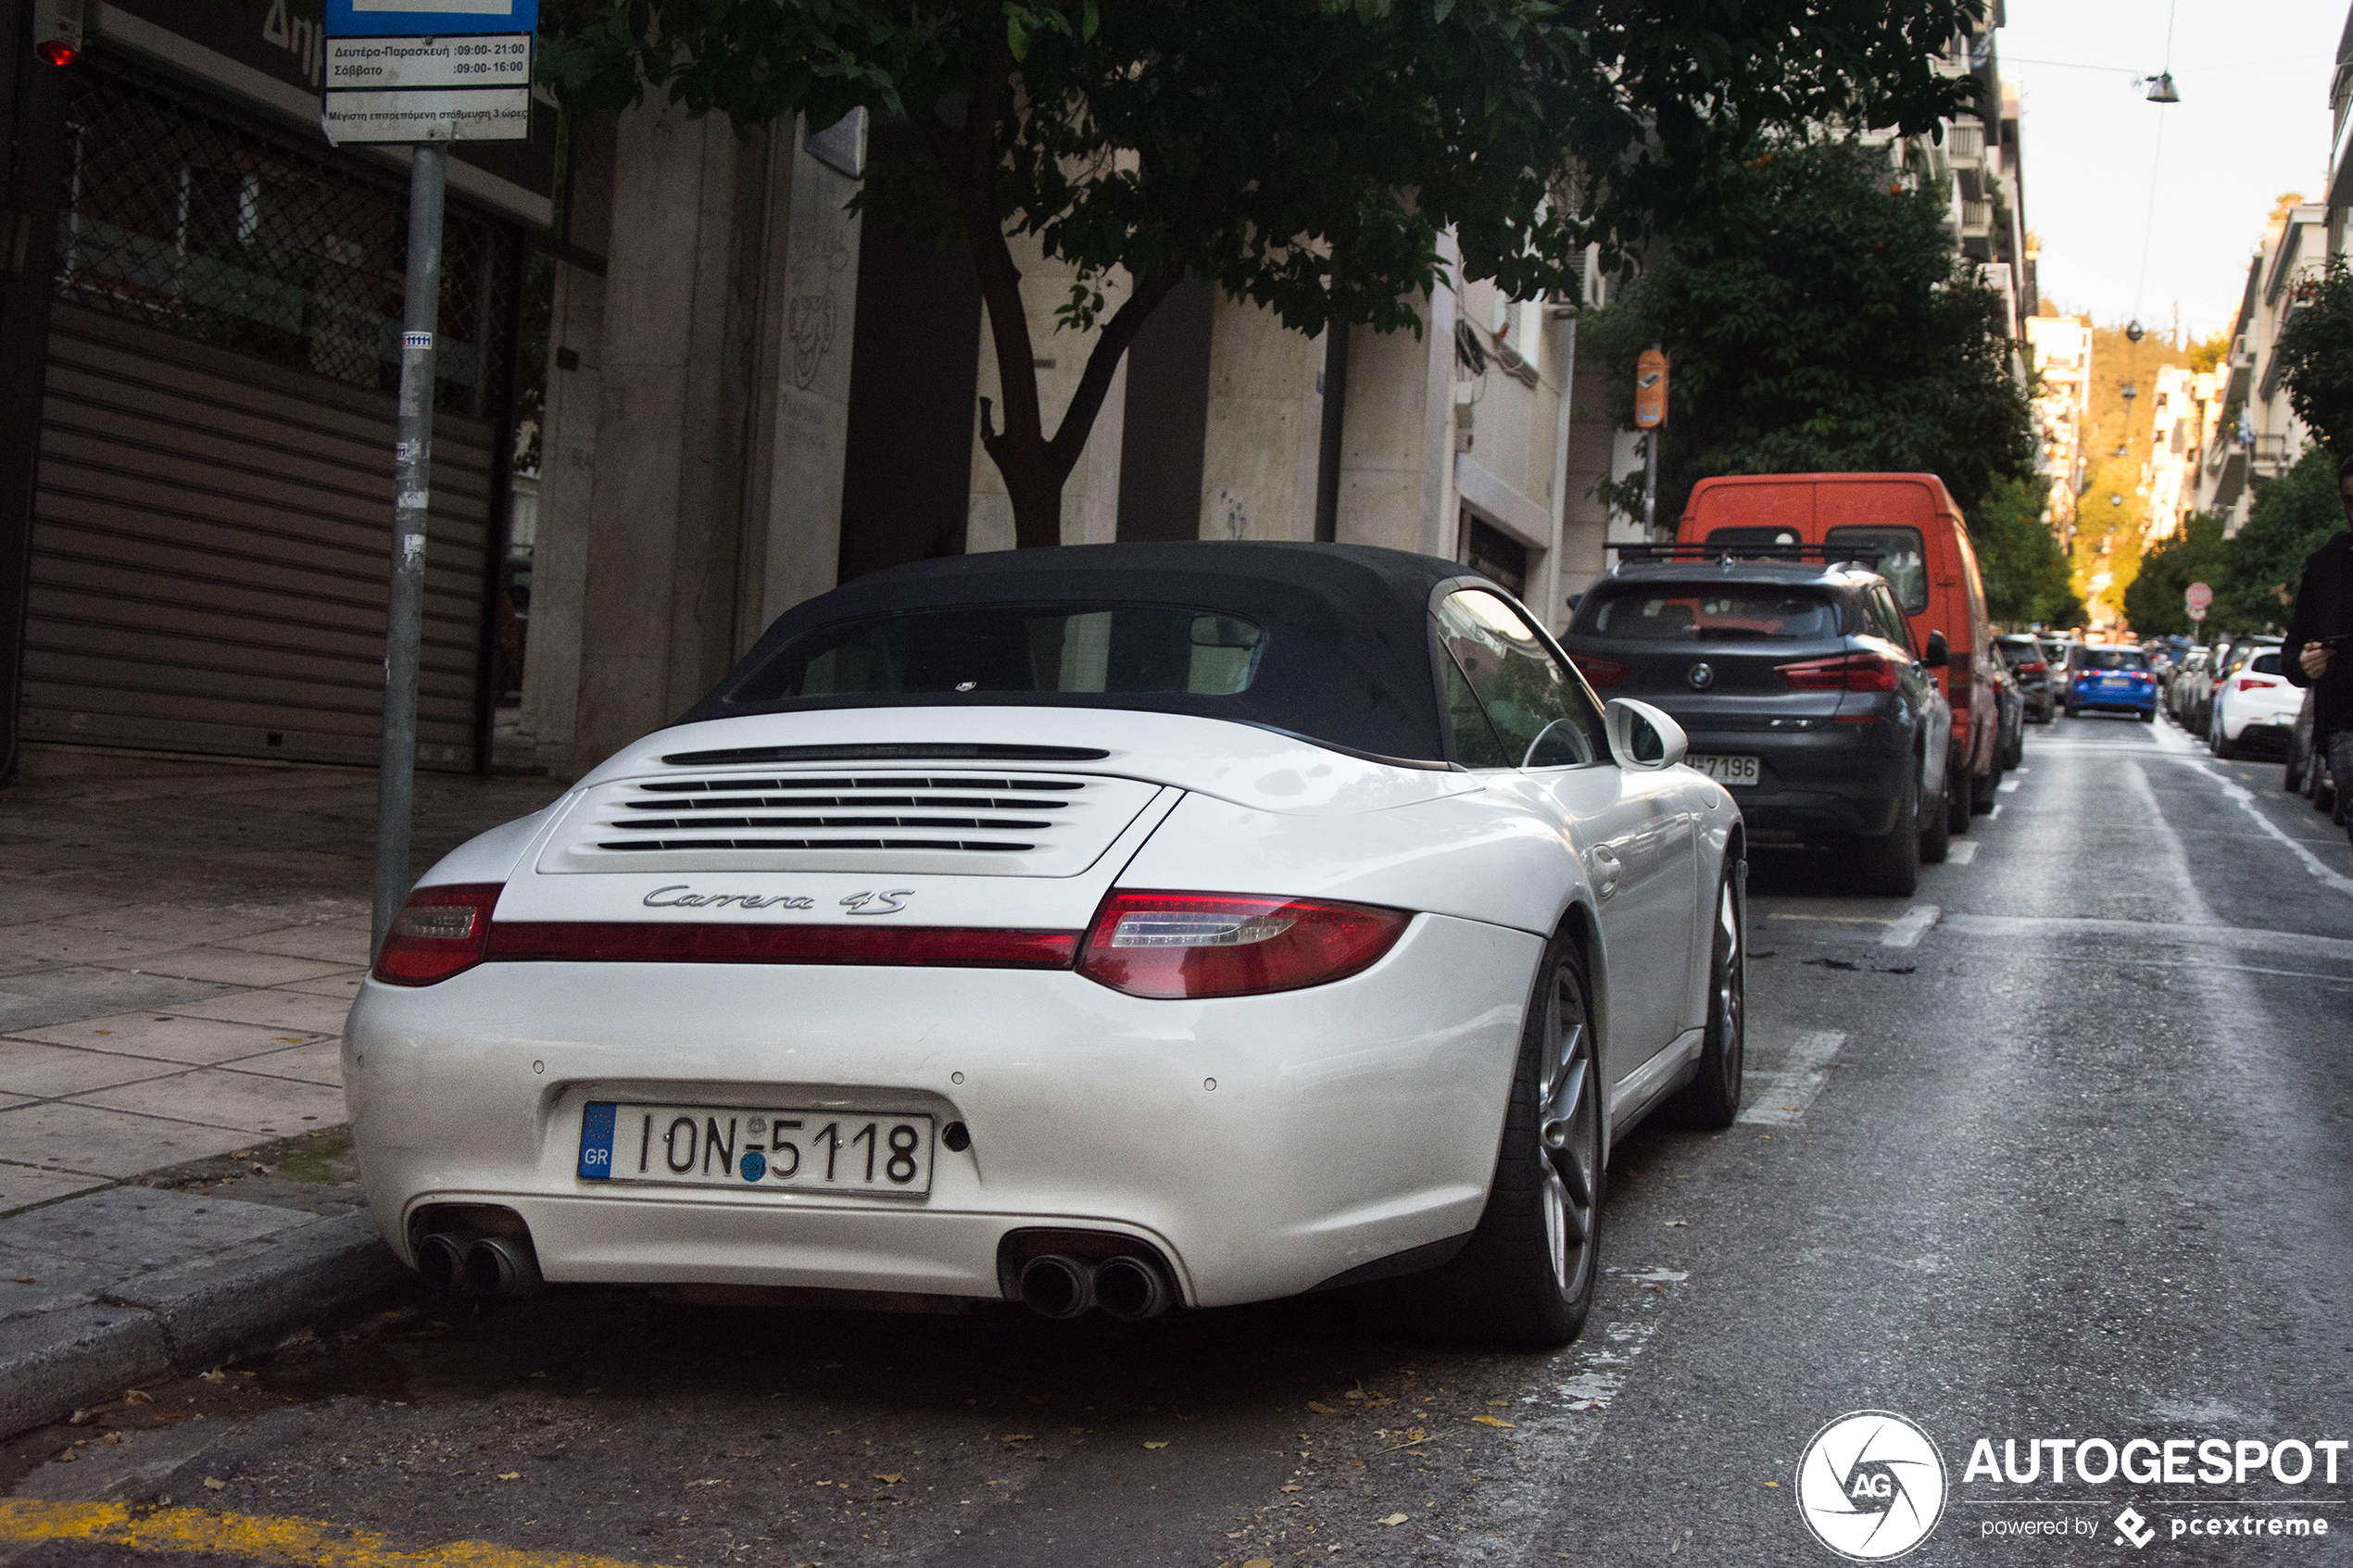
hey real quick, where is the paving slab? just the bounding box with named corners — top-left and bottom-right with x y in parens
top-left (214, 925), bottom-right (372, 967)
top-left (0, 1042), bottom-right (182, 1099)
top-left (111, 948), bottom-right (357, 988)
top-left (272, 972), bottom-right (367, 1002)
top-left (1, 1188), bottom-right (313, 1272)
top-left (0, 1168), bottom-right (108, 1215)
top-left (0, 925), bottom-right (181, 969)
top-left (158, 990), bottom-right (355, 1035)
top-left (0, 1103), bottom-right (253, 1178)
top-left (52, 903), bottom-right (321, 947)
top-left (0, 971), bottom-right (237, 1035)
top-left (68, 1070), bottom-right (343, 1137)
top-left (11, 1012), bottom-right (321, 1065)
top-left (220, 1040), bottom-right (342, 1088)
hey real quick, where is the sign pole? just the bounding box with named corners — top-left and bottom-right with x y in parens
top-left (371, 144), bottom-right (447, 953)
top-left (1633, 343), bottom-right (1669, 539)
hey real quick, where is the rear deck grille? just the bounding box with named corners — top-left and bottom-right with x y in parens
top-left (545, 768), bottom-right (1159, 875)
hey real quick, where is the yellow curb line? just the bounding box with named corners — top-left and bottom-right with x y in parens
top-left (0, 1499), bottom-right (677, 1567)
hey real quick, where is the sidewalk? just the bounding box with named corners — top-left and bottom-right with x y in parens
top-left (0, 747), bottom-right (564, 1434)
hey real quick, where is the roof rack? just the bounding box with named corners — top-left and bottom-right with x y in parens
top-left (1608, 542), bottom-right (1885, 572)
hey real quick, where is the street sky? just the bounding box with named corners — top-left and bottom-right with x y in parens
top-left (2003, 0), bottom-right (2344, 344)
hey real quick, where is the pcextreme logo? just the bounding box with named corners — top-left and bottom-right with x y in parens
top-left (1797, 1410), bottom-right (1949, 1561)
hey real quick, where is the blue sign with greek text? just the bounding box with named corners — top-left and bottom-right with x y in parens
top-left (326, 0), bottom-right (539, 38)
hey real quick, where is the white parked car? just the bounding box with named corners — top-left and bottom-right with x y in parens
top-left (2208, 645), bottom-right (2297, 759)
top-left (346, 544), bottom-right (1745, 1346)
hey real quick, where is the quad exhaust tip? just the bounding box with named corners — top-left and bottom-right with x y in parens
top-left (417, 1229), bottom-right (544, 1299)
top-left (1014, 1251), bottom-right (1172, 1321)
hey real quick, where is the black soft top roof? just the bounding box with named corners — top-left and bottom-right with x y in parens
top-left (680, 542), bottom-right (1497, 765)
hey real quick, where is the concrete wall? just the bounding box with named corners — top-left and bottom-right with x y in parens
top-left (1197, 295), bottom-right (1325, 542)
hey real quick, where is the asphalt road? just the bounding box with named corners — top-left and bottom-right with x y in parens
top-left (7, 709), bottom-right (2353, 1568)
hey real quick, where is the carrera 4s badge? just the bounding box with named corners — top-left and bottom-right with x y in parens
top-left (641, 885), bottom-right (817, 910)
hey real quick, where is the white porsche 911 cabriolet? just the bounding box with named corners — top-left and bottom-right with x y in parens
top-left (348, 542), bottom-right (1744, 1345)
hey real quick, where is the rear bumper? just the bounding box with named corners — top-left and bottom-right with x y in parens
top-left (2069, 682), bottom-right (2157, 713)
top-left (1679, 724), bottom-right (1910, 842)
top-left (342, 912), bottom-right (1541, 1309)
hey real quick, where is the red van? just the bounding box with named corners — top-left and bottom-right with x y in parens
top-left (1675, 473), bottom-right (2001, 834)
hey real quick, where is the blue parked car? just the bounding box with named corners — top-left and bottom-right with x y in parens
top-left (2062, 645), bottom-right (2158, 721)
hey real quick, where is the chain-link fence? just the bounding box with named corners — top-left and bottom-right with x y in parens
top-left (54, 57), bottom-right (518, 420)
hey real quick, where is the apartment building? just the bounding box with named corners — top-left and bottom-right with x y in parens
top-left (2193, 202), bottom-right (2326, 533)
top-left (2140, 363), bottom-right (2221, 545)
top-left (2023, 313), bottom-right (2091, 546)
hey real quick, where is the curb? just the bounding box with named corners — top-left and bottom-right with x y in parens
top-left (0, 1211), bottom-right (409, 1440)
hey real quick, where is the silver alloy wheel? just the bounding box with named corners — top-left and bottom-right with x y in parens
top-left (1714, 877), bottom-right (1743, 1095)
top-left (1535, 973), bottom-right (1600, 1296)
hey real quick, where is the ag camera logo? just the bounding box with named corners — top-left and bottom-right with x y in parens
top-left (1797, 1411), bottom-right (1948, 1561)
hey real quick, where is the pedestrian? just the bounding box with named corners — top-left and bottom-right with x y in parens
top-left (2283, 452), bottom-right (2353, 844)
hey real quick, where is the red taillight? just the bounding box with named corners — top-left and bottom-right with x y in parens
top-left (372, 883), bottom-right (502, 985)
top-left (484, 922), bottom-right (1078, 968)
top-left (2019, 659), bottom-right (2046, 674)
top-left (2238, 676), bottom-right (2280, 691)
top-left (1570, 656), bottom-right (1629, 688)
top-left (37, 39), bottom-right (78, 66)
top-left (1076, 891), bottom-right (1410, 999)
top-left (1774, 652), bottom-right (1898, 693)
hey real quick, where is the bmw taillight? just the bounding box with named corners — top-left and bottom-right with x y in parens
top-left (1569, 656), bottom-right (1629, 688)
top-left (2238, 675), bottom-right (2280, 691)
top-left (1774, 652), bottom-right (1898, 693)
top-left (372, 883), bottom-right (502, 985)
top-left (1076, 891), bottom-right (1410, 999)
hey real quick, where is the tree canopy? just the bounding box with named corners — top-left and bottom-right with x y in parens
top-left (1969, 474), bottom-right (2082, 628)
top-left (2121, 509), bottom-right (2225, 637)
top-left (541, 0), bottom-right (1980, 546)
top-left (1584, 138), bottom-right (2033, 535)
top-left (2276, 256), bottom-right (2353, 458)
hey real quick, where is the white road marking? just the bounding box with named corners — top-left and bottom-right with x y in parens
top-left (1947, 840), bottom-right (1980, 864)
top-left (2180, 759), bottom-right (2353, 901)
top-left (1880, 904), bottom-right (1940, 948)
top-left (1988, 801), bottom-right (2003, 820)
top-left (1937, 912), bottom-right (2353, 962)
top-left (1996, 777), bottom-right (2021, 794)
top-left (1738, 1029), bottom-right (1848, 1125)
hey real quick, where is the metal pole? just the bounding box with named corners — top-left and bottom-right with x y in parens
top-left (1641, 431), bottom-right (1659, 537)
top-left (371, 144), bottom-right (447, 954)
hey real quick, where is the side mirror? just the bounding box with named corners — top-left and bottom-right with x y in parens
top-left (1921, 630), bottom-right (1949, 669)
top-left (1603, 698), bottom-right (1688, 771)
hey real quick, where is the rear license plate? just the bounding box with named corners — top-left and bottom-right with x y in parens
top-left (578, 1102), bottom-right (933, 1194)
top-left (1687, 754), bottom-right (1760, 786)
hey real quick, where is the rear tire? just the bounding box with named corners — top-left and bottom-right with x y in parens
top-left (2139, 706), bottom-right (2156, 723)
top-left (2211, 720), bottom-right (2238, 760)
top-left (1946, 762), bottom-right (1971, 835)
top-left (1970, 761), bottom-right (1998, 813)
top-left (1861, 771), bottom-right (1922, 897)
top-left (1432, 933), bottom-right (1601, 1348)
top-left (1919, 767), bottom-right (1952, 864)
top-left (1669, 866), bottom-right (1745, 1129)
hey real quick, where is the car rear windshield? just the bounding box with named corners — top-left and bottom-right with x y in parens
top-left (1573, 583), bottom-right (1842, 641)
top-left (1995, 639), bottom-right (2042, 664)
top-left (729, 605), bottom-right (1268, 701)
top-left (2075, 649), bottom-right (2148, 671)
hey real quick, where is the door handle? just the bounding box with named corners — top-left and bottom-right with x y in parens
top-left (1589, 847), bottom-right (1623, 899)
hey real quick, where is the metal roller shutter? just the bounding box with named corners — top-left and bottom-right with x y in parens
top-left (13, 60), bottom-right (517, 771)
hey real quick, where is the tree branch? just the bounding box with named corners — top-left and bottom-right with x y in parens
top-left (1047, 266), bottom-right (1183, 478)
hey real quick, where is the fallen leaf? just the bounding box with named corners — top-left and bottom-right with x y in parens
top-left (103, 1433), bottom-right (121, 1445)
top-left (1000, 1434), bottom-right (1034, 1444)
top-left (1485, 1400), bottom-right (1511, 1407)
top-left (874, 1474), bottom-right (903, 1485)
top-left (1143, 1441), bottom-right (1169, 1450)
top-left (1068, 1426), bottom-right (1089, 1436)
top-left (8, 1277), bottom-right (31, 1285)
top-left (1662, 1219), bottom-right (1688, 1228)
top-left (497, 1473), bottom-right (522, 1482)
top-left (57, 1451), bottom-right (75, 1464)
top-left (686, 1479), bottom-right (726, 1489)
top-left (1342, 1390), bottom-right (1365, 1402)
top-left (1766, 1481), bottom-right (1780, 1488)
top-left (122, 1391), bottom-right (152, 1405)
top-left (1280, 1484), bottom-right (1303, 1493)
top-left (1379, 1512), bottom-right (1410, 1526)
top-left (1305, 1401), bottom-right (1339, 1415)
top-left (198, 1369), bottom-right (226, 1384)
top-left (202, 1478), bottom-right (226, 1491)
top-left (1245, 1560), bottom-right (1275, 1567)
top-left (1472, 1415), bottom-right (1516, 1429)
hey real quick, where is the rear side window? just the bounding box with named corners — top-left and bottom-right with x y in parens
top-left (732, 606), bottom-right (1266, 702)
top-left (1577, 584), bottom-right (1841, 640)
top-left (1436, 589), bottom-right (1604, 769)
top-left (2248, 653), bottom-right (2282, 676)
top-left (1825, 526), bottom-right (1928, 614)
top-left (1867, 586), bottom-right (1914, 653)
top-left (1705, 526), bottom-right (1803, 552)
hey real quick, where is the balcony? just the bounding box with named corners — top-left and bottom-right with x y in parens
top-left (1959, 199), bottom-right (1993, 239)
top-left (1948, 119), bottom-right (1985, 169)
